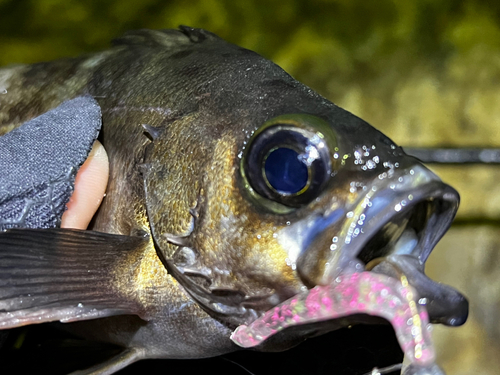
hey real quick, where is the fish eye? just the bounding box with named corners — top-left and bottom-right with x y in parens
top-left (264, 147), bottom-right (308, 194)
top-left (242, 114), bottom-right (336, 211)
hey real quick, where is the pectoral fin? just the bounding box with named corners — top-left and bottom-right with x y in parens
top-left (0, 229), bottom-right (148, 329)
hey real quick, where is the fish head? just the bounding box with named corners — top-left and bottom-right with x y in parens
top-left (139, 28), bottom-right (467, 342)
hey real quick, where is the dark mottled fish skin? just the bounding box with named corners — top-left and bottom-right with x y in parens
top-left (0, 27), bottom-right (467, 373)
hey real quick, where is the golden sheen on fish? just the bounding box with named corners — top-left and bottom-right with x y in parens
top-left (0, 27), bottom-right (468, 374)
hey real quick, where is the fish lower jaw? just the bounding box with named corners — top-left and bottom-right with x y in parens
top-left (230, 270), bottom-right (445, 375)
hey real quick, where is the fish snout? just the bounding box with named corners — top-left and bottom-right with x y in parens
top-left (294, 162), bottom-right (468, 326)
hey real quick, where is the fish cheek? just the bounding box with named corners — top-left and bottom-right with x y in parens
top-left (197, 136), bottom-right (301, 296)
top-left (143, 123), bottom-right (300, 302)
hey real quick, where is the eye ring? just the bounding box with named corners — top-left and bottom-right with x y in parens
top-left (241, 114), bottom-right (337, 212)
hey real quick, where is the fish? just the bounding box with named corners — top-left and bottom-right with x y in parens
top-left (0, 27), bottom-right (468, 374)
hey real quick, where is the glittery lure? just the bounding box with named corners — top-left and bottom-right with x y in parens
top-left (231, 272), bottom-right (445, 375)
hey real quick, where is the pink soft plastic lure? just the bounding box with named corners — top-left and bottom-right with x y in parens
top-left (231, 272), bottom-right (445, 375)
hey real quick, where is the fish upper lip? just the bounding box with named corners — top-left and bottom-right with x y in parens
top-left (322, 177), bottom-right (460, 284)
top-left (315, 176), bottom-right (468, 326)
top-left (363, 181), bottom-right (458, 264)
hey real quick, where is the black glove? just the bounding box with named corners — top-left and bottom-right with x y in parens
top-left (0, 96), bottom-right (102, 230)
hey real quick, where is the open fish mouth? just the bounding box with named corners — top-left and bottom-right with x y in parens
top-left (327, 177), bottom-right (468, 327)
top-left (231, 165), bottom-right (467, 375)
top-left (292, 164), bottom-right (468, 327)
top-left (357, 188), bottom-right (455, 269)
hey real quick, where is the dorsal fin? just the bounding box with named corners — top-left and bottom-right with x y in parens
top-left (178, 25), bottom-right (220, 43)
top-left (112, 27), bottom-right (221, 48)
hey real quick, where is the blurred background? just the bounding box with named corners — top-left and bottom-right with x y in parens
top-left (1, 0), bottom-right (499, 374)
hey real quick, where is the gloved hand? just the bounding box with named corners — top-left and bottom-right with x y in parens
top-left (0, 96), bottom-right (109, 231)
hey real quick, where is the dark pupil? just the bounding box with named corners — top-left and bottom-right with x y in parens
top-left (264, 148), bottom-right (308, 194)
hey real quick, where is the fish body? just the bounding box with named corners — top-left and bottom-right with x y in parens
top-left (0, 27), bottom-right (467, 373)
